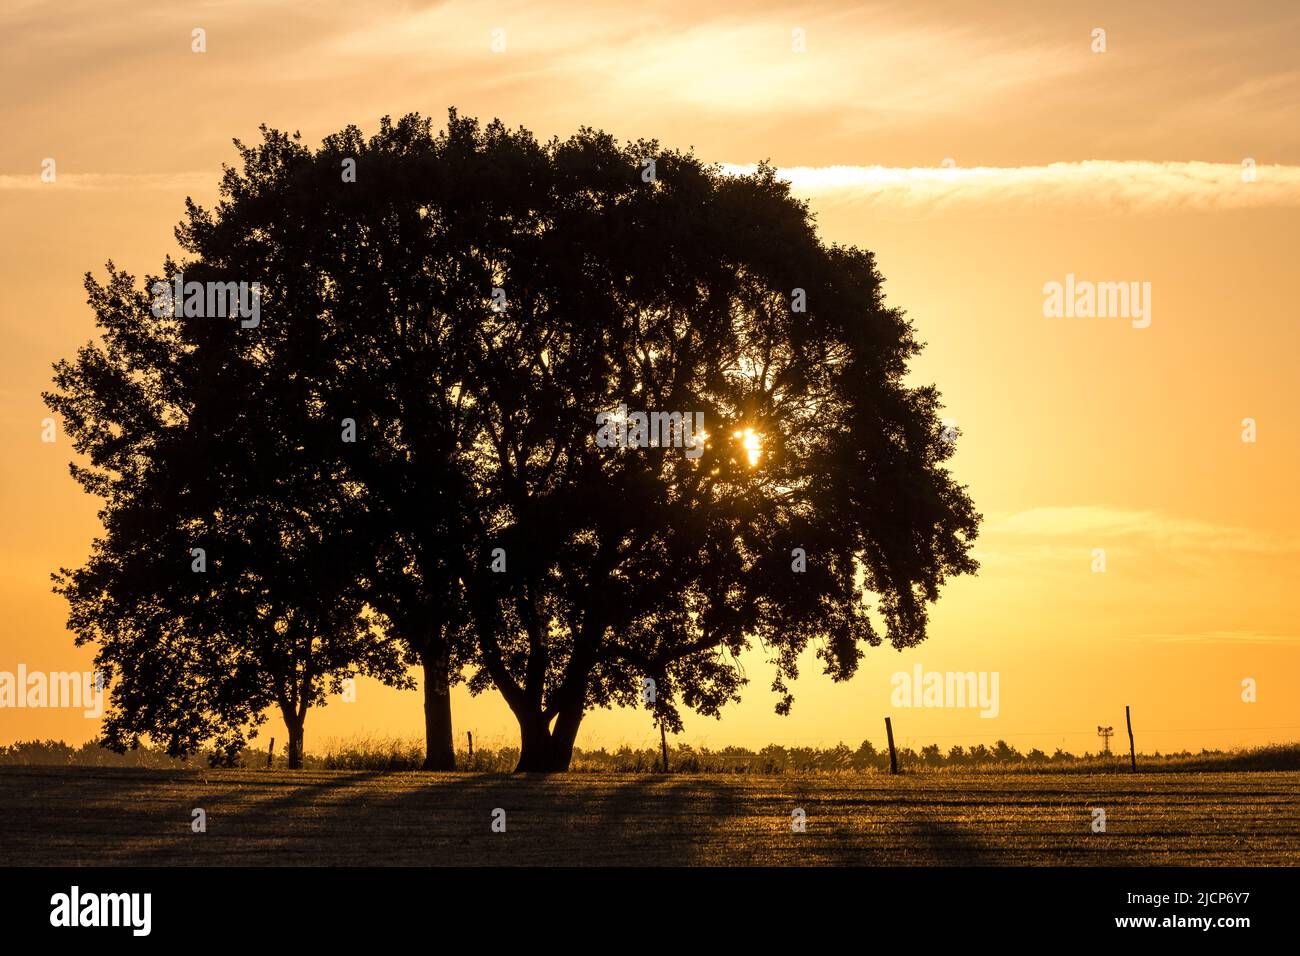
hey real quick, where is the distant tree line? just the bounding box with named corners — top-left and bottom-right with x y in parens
top-left (7, 738), bottom-right (1297, 773)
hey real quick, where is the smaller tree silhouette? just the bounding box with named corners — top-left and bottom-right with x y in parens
top-left (47, 266), bottom-right (410, 766)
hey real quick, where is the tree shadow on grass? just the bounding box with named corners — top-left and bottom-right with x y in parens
top-left (660, 777), bottom-right (1001, 867)
top-left (371, 772), bottom-right (672, 865)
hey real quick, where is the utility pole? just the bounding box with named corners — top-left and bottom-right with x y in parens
top-left (885, 717), bottom-right (898, 774)
top-left (1125, 706), bottom-right (1137, 772)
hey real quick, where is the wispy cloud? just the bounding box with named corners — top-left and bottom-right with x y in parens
top-left (19, 162), bottom-right (1300, 217)
top-left (1127, 629), bottom-right (1300, 646)
top-left (983, 506), bottom-right (1296, 554)
top-left (722, 160), bottom-right (1300, 214)
top-left (309, 4), bottom-right (1083, 122)
top-left (0, 172), bottom-right (214, 191)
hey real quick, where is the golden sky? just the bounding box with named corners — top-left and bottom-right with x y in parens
top-left (2, 0), bottom-right (1298, 757)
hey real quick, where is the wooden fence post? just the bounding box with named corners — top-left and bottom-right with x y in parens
top-left (1126, 705), bottom-right (1137, 772)
top-left (467, 731), bottom-right (474, 764)
top-left (660, 720), bottom-right (670, 773)
top-left (885, 717), bottom-right (898, 775)
top-left (266, 738), bottom-right (274, 769)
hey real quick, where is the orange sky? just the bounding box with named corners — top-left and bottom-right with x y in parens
top-left (2, 0), bottom-right (1298, 757)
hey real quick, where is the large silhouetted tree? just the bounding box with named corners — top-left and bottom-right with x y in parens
top-left (495, 124), bottom-right (972, 770)
top-left (47, 110), bottom-right (979, 774)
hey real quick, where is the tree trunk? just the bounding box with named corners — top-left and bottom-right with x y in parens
top-left (285, 713), bottom-right (305, 770)
top-left (514, 705), bottom-right (584, 772)
top-left (550, 705), bottom-right (583, 770)
top-left (420, 648), bottom-right (456, 771)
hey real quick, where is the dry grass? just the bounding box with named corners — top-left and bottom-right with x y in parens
top-left (2, 766), bottom-right (1296, 866)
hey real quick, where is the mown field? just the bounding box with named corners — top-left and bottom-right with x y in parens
top-left (2, 766), bottom-right (1296, 865)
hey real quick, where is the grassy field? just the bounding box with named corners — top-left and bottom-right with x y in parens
top-left (2, 766), bottom-right (1297, 865)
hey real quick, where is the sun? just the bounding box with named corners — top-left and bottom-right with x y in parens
top-left (733, 428), bottom-right (763, 467)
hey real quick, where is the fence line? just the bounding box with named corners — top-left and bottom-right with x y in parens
top-left (585, 724), bottom-right (1300, 753)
